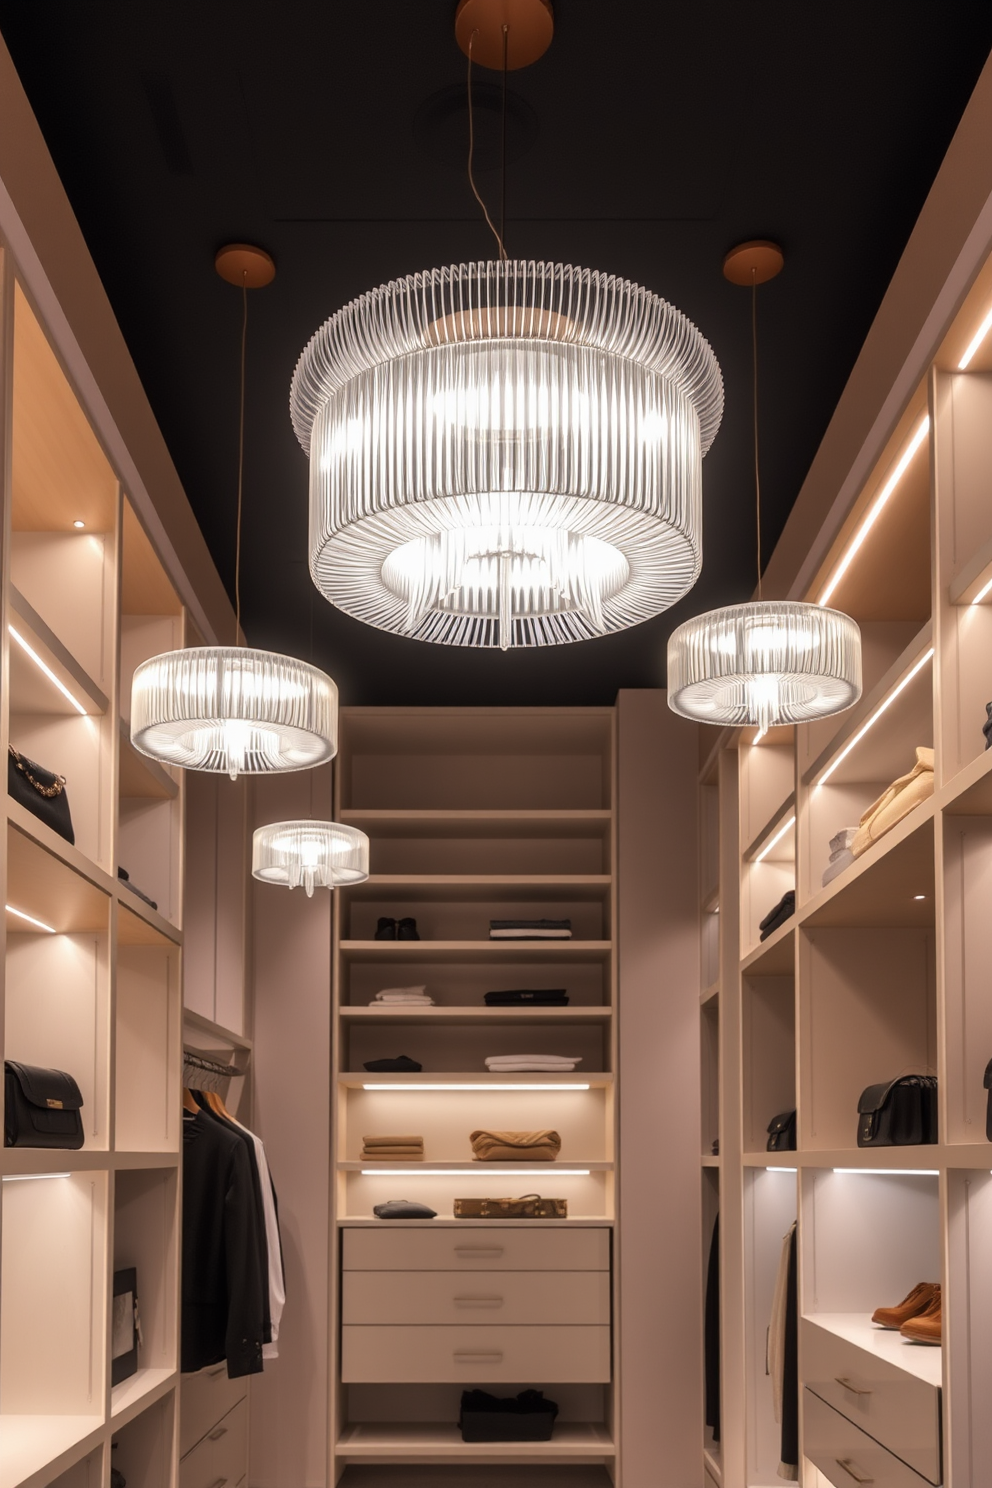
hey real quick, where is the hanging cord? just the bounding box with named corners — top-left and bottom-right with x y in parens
top-left (752, 269), bottom-right (762, 602)
top-left (500, 24), bottom-right (508, 251)
top-left (467, 30), bottom-right (507, 260)
top-left (234, 273), bottom-right (248, 643)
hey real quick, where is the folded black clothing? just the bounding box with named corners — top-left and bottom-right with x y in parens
top-left (117, 867), bottom-right (158, 911)
top-left (363, 1056), bottom-right (424, 1073)
top-left (461, 1389), bottom-right (558, 1415)
top-left (490, 918), bottom-right (571, 930)
top-left (460, 1389), bottom-right (558, 1442)
top-left (984, 702), bottom-right (992, 750)
top-left (484, 989), bottom-right (570, 1006)
top-left (759, 890), bottom-right (795, 941)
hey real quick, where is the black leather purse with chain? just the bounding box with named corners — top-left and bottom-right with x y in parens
top-left (8, 745), bottom-right (74, 844)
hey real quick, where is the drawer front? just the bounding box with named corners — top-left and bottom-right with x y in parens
top-left (803, 1320), bottom-right (941, 1484)
top-left (342, 1225), bottom-right (609, 1272)
top-left (343, 1269), bottom-right (611, 1325)
top-left (804, 1390), bottom-right (936, 1488)
top-left (341, 1324), bottom-right (611, 1383)
top-left (179, 1397), bottom-right (248, 1488)
top-left (180, 1365), bottom-right (247, 1459)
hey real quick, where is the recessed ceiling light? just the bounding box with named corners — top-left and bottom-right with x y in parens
top-left (913, 894), bottom-right (926, 901)
top-left (73, 520), bottom-right (85, 529)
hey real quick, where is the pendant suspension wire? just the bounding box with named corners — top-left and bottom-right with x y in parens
top-left (234, 273), bottom-right (248, 643)
top-left (500, 24), bottom-right (508, 251)
top-left (467, 30), bottom-right (507, 260)
top-left (752, 269), bottom-right (762, 602)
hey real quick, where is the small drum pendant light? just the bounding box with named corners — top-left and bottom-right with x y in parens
top-left (131, 246), bottom-right (338, 779)
top-left (667, 243), bottom-right (862, 730)
top-left (251, 819), bottom-right (369, 896)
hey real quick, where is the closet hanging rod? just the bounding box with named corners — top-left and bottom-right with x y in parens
top-left (183, 1048), bottom-right (246, 1079)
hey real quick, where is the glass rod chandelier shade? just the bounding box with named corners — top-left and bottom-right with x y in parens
top-left (666, 601), bottom-right (862, 730)
top-left (251, 820), bottom-right (369, 896)
top-left (131, 648), bottom-right (338, 780)
top-left (291, 260), bottom-right (723, 648)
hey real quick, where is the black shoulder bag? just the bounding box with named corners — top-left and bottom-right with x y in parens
top-left (4, 1061), bottom-right (85, 1148)
top-left (8, 746), bottom-right (74, 844)
top-left (856, 1075), bottom-right (937, 1147)
top-left (766, 1110), bottom-right (797, 1151)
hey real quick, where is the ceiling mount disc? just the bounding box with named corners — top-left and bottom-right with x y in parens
top-left (215, 243), bottom-right (276, 289)
top-left (722, 240), bottom-right (784, 287)
top-left (455, 0), bottom-right (554, 70)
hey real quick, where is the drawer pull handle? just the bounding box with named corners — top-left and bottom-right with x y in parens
top-left (835, 1459), bottom-right (873, 1485)
top-left (208, 1427), bottom-right (228, 1442)
top-left (206, 1365), bottom-right (226, 1378)
top-left (453, 1350), bottom-right (504, 1363)
top-left (454, 1295), bottom-right (504, 1308)
top-left (454, 1247), bottom-right (504, 1258)
top-left (834, 1376), bottom-right (873, 1397)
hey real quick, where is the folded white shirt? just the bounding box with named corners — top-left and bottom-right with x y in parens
top-left (828, 827), bottom-right (858, 854)
top-left (485, 1054), bottom-right (581, 1066)
top-left (822, 848), bottom-right (854, 886)
top-left (375, 986), bottom-right (428, 998)
top-left (484, 1062), bottom-right (578, 1072)
top-left (369, 995), bottom-right (435, 1006)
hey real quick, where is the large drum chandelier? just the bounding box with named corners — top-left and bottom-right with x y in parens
top-left (291, 260), bottom-right (723, 649)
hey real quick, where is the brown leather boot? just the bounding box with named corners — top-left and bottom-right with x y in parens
top-left (900, 1289), bottom-right (942, 1345)
top-left (871, 1281), bottom-right (938, 1329)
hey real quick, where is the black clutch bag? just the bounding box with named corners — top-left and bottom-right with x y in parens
top-left (4, 1061), bottom-right (84, 1148)
top-left (857, 1075), bottom-right (937, 1147)
top-left (766, 1110), bottom-right (797, 1151)
top-left (8, 746), bottom-right (74, 845)
top-left (372, 1200), bottom-right (437, 1219)
top-left (984, 1058), bottom-right (992, 1140)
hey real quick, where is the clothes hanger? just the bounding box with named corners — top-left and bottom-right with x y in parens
top-left (182, 1087), bottom-right (199, 1114)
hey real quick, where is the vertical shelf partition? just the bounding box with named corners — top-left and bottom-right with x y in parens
top-left (330, 707), bottom-right (618, 1487)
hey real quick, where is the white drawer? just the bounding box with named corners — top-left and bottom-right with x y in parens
top-left (179, 1397), bottom-right (248, 1488)
top-left (180, 1365), bottom-right (247, 1459)
top-left (341, 1323), bottom-right (611, 1383)
top-left (804, 1390), bottom-right (936, 1488)
top-left (343, 1269), bottom-right (611, 1325)
top-left (342, 1225), bottom-right (609, 1272)
top-left (803, 1319), bottom-right (941, 1484)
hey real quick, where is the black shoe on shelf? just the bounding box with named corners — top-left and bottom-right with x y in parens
top-left (397, 917), bottom-right (421, 940)
top-left (374, 917), bottom-right (397, 940)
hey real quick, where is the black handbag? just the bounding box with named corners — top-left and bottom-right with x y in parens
top-left (857, 1075), bottom-right (937, 1147)
top-left (4, 1061), bottom-right (84, 1148)
top-left (460, 1389), bottom-right (558, 1443)
top-left (372, 1200), bottom-right (437, 1219)
top-left (983, 1058), bottom-right (992, 1140)
top-left (766, 1110), bottom-right (797, 1152)
top-left (8, 746), bottom-right (74, 845)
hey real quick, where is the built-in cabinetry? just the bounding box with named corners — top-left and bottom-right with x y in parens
top-left (704, 199), bottom-right (992, 1488)
top-left (329, 708), bottom-right (617, 1487)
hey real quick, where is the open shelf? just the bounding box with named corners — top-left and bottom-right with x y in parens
top-left (110, 1367), bottom-right (176, 1426)
top-left (0, 1418), bottom-right (104, 1488)
top-left (339, 1160), bottom-right (613, 1172)
top-left (9, 584), bottom-right (108, 716)
top-left (340, 1072), bottom-right (612, 1088)
top-left (341, 1005), bottom-right (611, 1024)
top-left (336, 1421), bottom-right (615, 1458)
top-left (341, 940), bottom-right (612, 962)
top-left (802, 1313), bottom-right (941, 1389)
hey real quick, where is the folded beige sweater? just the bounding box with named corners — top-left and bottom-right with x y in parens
top-left (851, 747), bottom-right (934, 858)
top-left (470, 1128), bottom-right (562, 1162)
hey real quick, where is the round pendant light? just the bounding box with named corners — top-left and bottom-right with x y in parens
top-left (131, 245), bottom-right (339, 778)
top-left (667, 601), bottom-right (862, 730)
top-left (251, 819), bottom-right (369, 896)
top-left (667, 243), bottom-right (862, 731)
top-left (131, 647), bottom-right (338, 780)
top-left (292, 259), bottom-right (723, 649)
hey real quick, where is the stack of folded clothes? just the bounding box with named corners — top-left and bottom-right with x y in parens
top-left (484, 989), bottom-right (570, 1007)
top-left (851, 746), bottom-right (934, 857)
top-left (368, 986), bottom-right (434, 1007)
top-left (485, 1053), bottom-right (582, 1073)
top-left (363, 1055), bottom-right (423, 1072)
top-left (822, 827), bottom-right (858, 886)
top-left (361, 1134), bottom-right (424, 1161)
top-left (758, 890), bottom-right (795, 942)
top-left (489, 918), bottom-right (572, 940)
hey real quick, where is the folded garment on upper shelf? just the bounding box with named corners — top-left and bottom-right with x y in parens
top-left (370, 986), bottom-right (434, 1006)
top-left (483, 1062), bottom-right (579, 1072)
top-left (363, 1055), bottom-right (424, 1072)
top-left (485, 1054), bottom-right (581, 1068)
top-left (758, 890), bottom-right (795, 942)
top-left (470, 1128), bottom-right (562, 1161)
top-left (361, 1133), bottom-right (424, 1161)
top-left (851, 746), bottom-right (934, 858)
top-left (484, 990), bottom-right (570, 1006)
top-left (828, 827), bottom-right (858, 854)
top-left (821, 849), bottom-right (855, 887)
top-left (363, 1134), bottom-right (424, 1147)
top-left (489, 918), bottom-right (573, 940)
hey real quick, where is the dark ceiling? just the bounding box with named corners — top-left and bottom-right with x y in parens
top-left (1, 2), bottom-right (989, 706)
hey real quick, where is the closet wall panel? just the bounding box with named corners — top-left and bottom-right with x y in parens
top-left (616, 688), bottom-right (701, 1486)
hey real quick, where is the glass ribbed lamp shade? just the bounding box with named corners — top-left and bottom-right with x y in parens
top-left (667, 601), bottom-right (862, 729)
top-left (252, 820), bottom-right (369, 896)
top-left (130, 647), bottom-right (338, 780)
top-left (291, 260), bottom-right (723, 649)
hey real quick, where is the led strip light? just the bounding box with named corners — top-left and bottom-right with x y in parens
top-left (361, 1082), bottom-right (591, 1092)
top-left (753, 815), bottom-right (796, 864)
top-left (816, 648), bottom-right (934, 788)
top-left (9, 626), bottom-right (88, 715)
top-left (6, 904), bottom-right (55, 933)
top-left (358, 1167), bottom-right (593, 1178)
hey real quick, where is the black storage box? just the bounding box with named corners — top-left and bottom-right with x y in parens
top-left (459, 1389), bottom-right (558, 1443)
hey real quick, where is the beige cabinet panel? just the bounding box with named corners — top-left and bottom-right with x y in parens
top-left (341, 1324), bottom-right (612, 1383)
top-left (179, 1396), bottom-right (248, 1488)
top-left (179, 1366), bottom-right (248, 1460)
top-left (343, 1268), bottom-right (610, 1325)
top-left (342, 1225), bottom-right (609, 1272)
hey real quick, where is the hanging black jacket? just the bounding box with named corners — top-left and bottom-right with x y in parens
top-left (181, 1109), bottom-right (265, 1377)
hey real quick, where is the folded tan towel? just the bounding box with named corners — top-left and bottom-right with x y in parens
top-left (470, 1129), bottom-right (562, 1162)
top-left (361, 1151), bottom-right (424, 1160)
top-left (851, 747), bottom-right (934, 858)
top-left (362, 1135), bottom-right (424, 1147)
